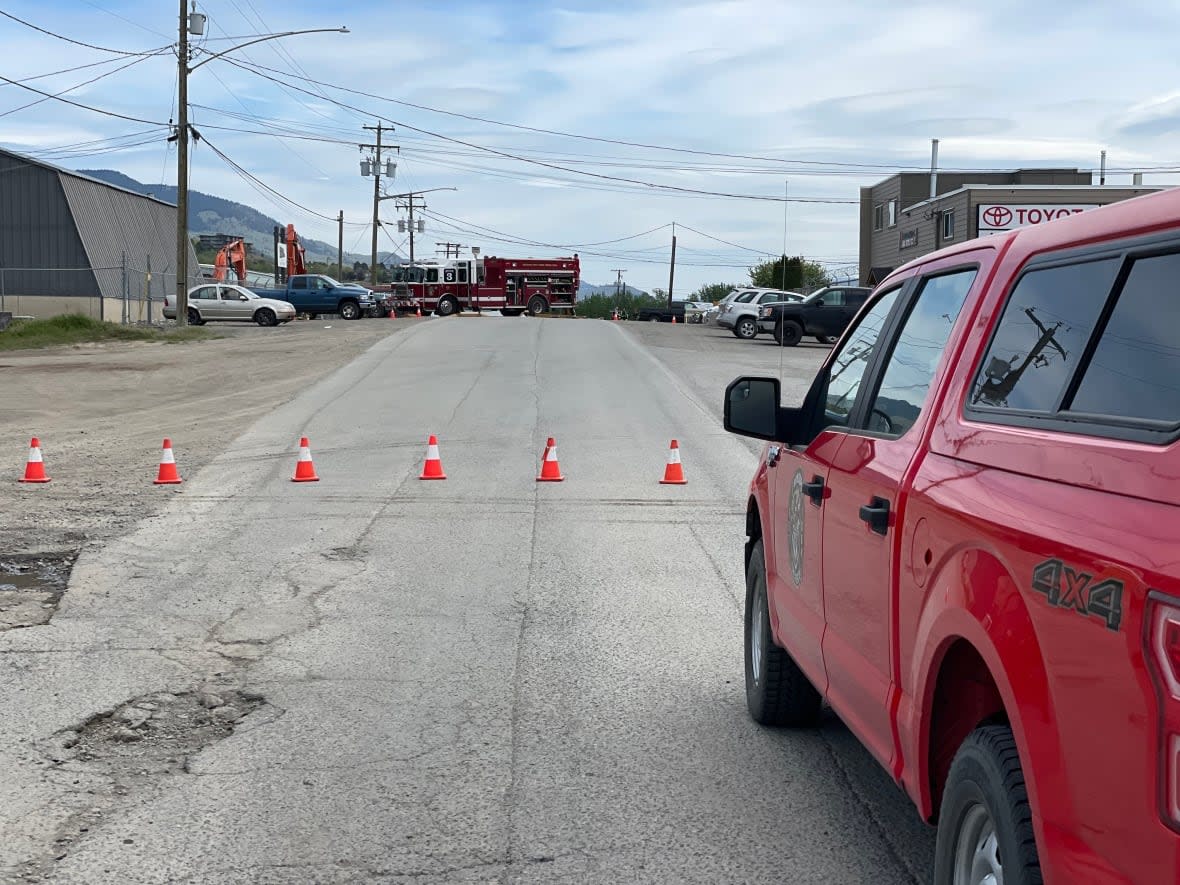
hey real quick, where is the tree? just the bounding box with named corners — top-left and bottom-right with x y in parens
top-left (749, 256), bottom-right (829, 293)
top-left (576, 290), bottom-right (663, 320)
top-left (691, 282), bottom-right (738, 303)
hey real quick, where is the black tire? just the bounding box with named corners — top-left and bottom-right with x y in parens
top-left (744, 539), bottom-right (822, 726)
top-left (186, 308), bottom-right (204, 326)
top-left (934, 726), bottom-right (1042, 885)
top-left (339, 300), bottom-right (361, 320)
top-left (734, 317), bottom-right (759, 339)
top-left (308, 313), bottom-right (319, 320)
top-left (776, 320), bottom-right (803, 347)
top-left (436, 297), bottom-right (458, 317)
top-left (254, 308), bottom-right (276, 327)
top-left (527, 296), bottom-right (547, 316)
top-left (816, 335), bottom-right (833, 345)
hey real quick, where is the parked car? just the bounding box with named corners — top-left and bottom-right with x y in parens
top-left (684, 301), bottom-right (711, 323)
top-left (757, 285), bottom-right (872, 345)
top-left (723, 187), bottom-right (1180, 883)
top-left (718, 288), bottom-right (804, 339)
top-left (246, 274), bottom-right (377, 320)
top-left (163, 284), bottom-right (296, 326)
top-left (637, 300), bottom-right (697, 323)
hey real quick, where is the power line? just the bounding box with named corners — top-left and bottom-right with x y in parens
top-left (0, 54), bottom-right (157, 120)
top-left (0, 10), bottom-right (172, 55)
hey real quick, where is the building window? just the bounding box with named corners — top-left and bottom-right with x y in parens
top-left (942, 211), bottom-right (955, 240)
top-left (888, 199), bottom-right (898, 228)
top-left (874, 204), bottom-right (886, 231)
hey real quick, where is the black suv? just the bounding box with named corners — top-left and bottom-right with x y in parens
top-left (757, 285), bottom-right (871, 346)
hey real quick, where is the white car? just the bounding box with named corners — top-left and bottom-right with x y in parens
top-left (716, 288), bottom-right (804, 339)
top-left (163, 284), bottom-right (297, 327)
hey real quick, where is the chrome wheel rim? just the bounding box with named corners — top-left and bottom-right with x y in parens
top-left (954, 803), bottom-right (1002, 885)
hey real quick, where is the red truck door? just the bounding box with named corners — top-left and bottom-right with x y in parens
top-left (818, 265), bottom-right (979, 771)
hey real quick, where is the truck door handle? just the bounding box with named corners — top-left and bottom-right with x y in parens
top-left (801, 476), bottom-right (825, 506)
top-left (858, 497), bottom-right (890, 535)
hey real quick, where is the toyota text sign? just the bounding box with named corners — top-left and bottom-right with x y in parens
top-left (977, 203), bottom-right (1099, 236)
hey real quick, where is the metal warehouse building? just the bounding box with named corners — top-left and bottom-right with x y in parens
top-left (859, 169), bottom-right (1163, 285)
top-left (0, 147), bottom-right (198, 321)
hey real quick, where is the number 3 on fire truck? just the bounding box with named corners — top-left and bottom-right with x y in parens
top-left (444, 269), bottom-right (456, 283)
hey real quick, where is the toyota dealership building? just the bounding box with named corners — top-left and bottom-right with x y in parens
top-left (858, 168), bottom-right (1163, 286)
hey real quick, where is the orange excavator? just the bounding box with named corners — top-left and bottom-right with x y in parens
top-left (282, 223), bottom-right (307, 279)
top-left (212, 239), bottom-right (248, 283)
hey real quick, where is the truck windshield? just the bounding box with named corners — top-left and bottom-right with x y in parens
top-left (318, 276), bottom-right (343, 288)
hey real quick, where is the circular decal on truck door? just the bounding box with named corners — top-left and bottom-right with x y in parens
top-left (788, 469), bottom-right (805, 586)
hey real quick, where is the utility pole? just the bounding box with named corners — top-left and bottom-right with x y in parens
top-left (667, 223), bottom-right (676, 306)
top-left (388, 188), bottom-right (456, 265)
top-left (360, 123), bottom-right (399, 286)
top-left (612, 268), bottom-right (627, 298)
top-left (337, 210), bottom-right (344, 280)
top-left (173, 11), bottom-right (347, 326)
top-left (436, 242), bottom-right (463, 259)
top-left (175, 0), bottom-right (191, 326)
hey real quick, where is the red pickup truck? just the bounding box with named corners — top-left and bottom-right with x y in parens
top-left (725, 188), bottom-right (1180, 884)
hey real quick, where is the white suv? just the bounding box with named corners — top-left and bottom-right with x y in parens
top-left (716, 288), bottom-right (803, 339)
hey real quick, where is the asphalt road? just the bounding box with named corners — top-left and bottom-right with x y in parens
top-left (1, 318), bottom-right (935, 883)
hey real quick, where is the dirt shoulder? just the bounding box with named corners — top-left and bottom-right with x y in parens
top-left (1, 319), bottom-right (409, 556)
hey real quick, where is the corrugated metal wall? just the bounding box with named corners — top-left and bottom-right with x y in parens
top-left (60, 174), bottom-right (199, 301)
top-left (0, 153), bottom-right (96, 298)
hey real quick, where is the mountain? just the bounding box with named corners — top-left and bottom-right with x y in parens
top-left (77, 169), bottom-right (391, 265)
top-left (577, 282), bottom-right (647, 299)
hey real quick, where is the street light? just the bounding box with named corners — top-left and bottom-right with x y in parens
top-left (174, 1), bottom-right (348, 327)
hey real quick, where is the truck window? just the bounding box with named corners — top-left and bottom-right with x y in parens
top-left (822, 287), bottom-right (903, 428)
top-left (864, 269), bottom-right (976, 437)
top-left (426, 269), bottom-right (439, 283)
top-left (291, 277), bottom-right (307, 290)
top-left (819, 290), bottom-right (845, 306)
top-left (970, 258), bottom-right (1118, 411)
top-left (1069, 251), bottom-right (1180, 424)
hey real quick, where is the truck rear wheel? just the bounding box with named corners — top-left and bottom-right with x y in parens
top-left (436, 297), bottom-right (459, 317)
top-left (339, 300), bottom-right (361, 320)
top-left (934, 726), bottom-right (1042, 885)
top-left (745, 538), bottom-right (821, 726)
top-left (527, 296), bottom-right (547, 316)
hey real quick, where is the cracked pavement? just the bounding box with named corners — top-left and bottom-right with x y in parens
top-left (0, 318), bottom-right (936, 883)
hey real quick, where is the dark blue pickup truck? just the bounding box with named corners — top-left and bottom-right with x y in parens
top-left (248, 275), bottom-right (377, 320)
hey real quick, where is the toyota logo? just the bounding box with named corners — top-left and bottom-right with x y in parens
top-left (983, 206), bottom-right (1012, 227)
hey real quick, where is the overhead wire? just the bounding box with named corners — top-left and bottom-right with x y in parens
top-left (0, 10), bottom-right (172, 56)
top-left (0, 54), bottom-right (160, 120)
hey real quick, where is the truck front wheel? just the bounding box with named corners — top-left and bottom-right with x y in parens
top-left (745, 538), bottom-right (821, 726)
top-left (436, 297), bottom-right (459, 317)
top-left (339, 300), bottom-right (361, 320)
top-left (527, 296), bottom-right (547, 316)
top-left (934, 726), bottom-right (1042, 885)
top-left (775, 320), bottom-right (803, 347)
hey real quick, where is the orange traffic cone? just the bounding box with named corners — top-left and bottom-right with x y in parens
top-left (292, 436), bottom-right (320, 482)
top-left (659, 439), bottom-right (687, 485)
top-left (153, 438), bottom-right (183, 485)
top-left (419, 435), bottom-right (447, 480)
top-left (18, 438), bottom-right (50, 483)
top-left (671, 315), bottom-right (677, 324)
top-left (388, 310), bottom-right (396, 319)
top-left (537, 437), bottom-right (564, 482)
top-left (415, 306), bottom-right (422, 318)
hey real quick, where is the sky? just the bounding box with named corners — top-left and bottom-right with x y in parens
top-left (3, 0), bottom-right (1180, 293)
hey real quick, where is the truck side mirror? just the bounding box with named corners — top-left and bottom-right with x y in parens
top-left (725, 377), bottom-right (780, 440)
top-left (724, 376), bottom-right (807, 444)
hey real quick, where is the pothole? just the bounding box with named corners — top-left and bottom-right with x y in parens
top-left (47, 688), bottom-right (268, 774)
top-left (15, 688), bottom-right (270, 881)
top-left (0, 552), bottom-right (77, 630)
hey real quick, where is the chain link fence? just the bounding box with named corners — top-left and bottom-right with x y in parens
top-left (0, 258), bottom-right (197, 325)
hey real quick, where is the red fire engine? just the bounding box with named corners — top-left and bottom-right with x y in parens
top-left (378, 255), bottom-right (580, 317)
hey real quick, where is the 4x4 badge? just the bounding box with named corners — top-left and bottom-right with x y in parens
top-left (1031, 558), bottom-right (1123, 632)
